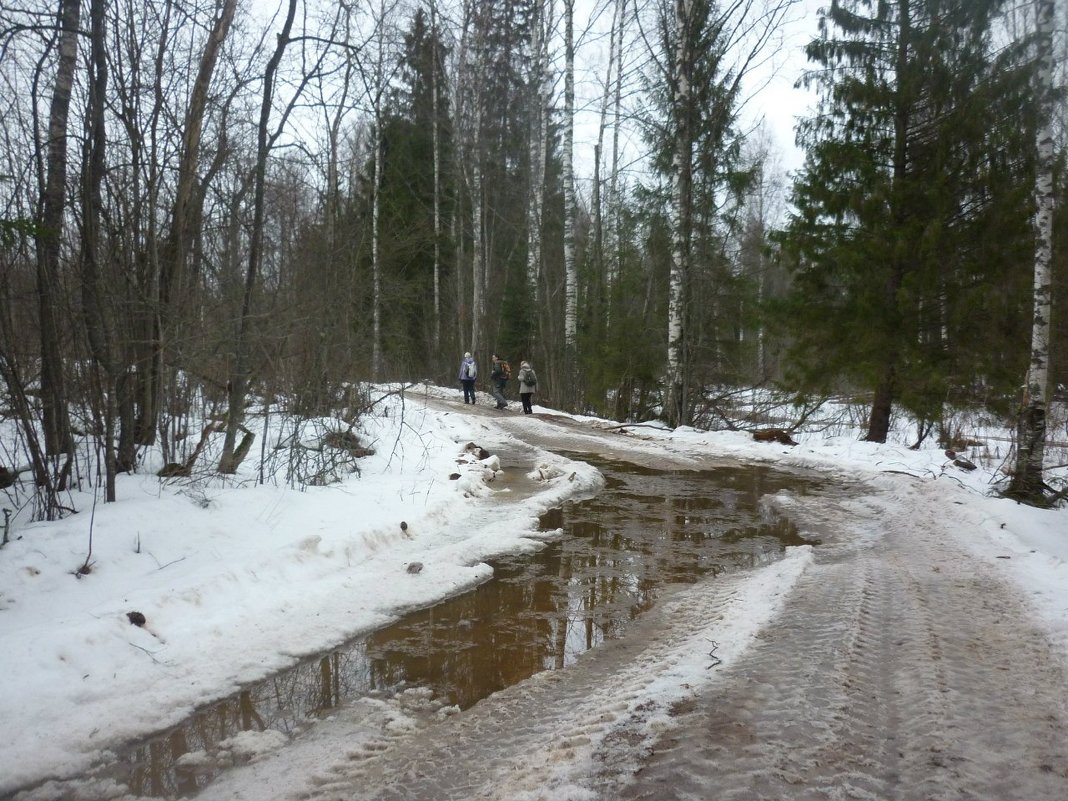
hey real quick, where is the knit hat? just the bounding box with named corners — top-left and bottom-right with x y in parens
top-left (464, 352), bottom-right (471, 359)
top-left (521, 361), bottom-right (530, 368)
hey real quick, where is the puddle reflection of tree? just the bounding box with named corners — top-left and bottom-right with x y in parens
top-left (123, 652), bottom-right (355, 796)
top-left (114, 460), bottom-right (824, 797)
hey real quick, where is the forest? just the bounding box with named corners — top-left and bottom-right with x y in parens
top-left (1, 0), bottom-right (1066, 521)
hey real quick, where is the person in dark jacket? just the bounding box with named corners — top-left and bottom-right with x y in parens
top-left (490, 354), bottom-right (509, 409)
top-left (517, 361), bottom-right (537, 414)
top-left (458, 352), bottom-right (477, 404)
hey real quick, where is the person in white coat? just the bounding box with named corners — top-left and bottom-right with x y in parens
top-left (517, 361), bottom-right (537, 414)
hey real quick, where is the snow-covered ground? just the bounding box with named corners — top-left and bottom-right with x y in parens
top-left (1, 383), bottom-right (1066, 800)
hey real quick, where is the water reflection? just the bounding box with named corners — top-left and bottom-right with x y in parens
top-left (106, 457), bottom-right (821, 798)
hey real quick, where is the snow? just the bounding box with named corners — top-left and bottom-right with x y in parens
top-left (1, 384), bottom-right (1066, 800)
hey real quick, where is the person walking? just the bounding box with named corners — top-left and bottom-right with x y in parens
top-left (458, 352), bottom-right (478, 404)
top-left (490, 353), bottom-right (511, 409)
top-left (517, 361), bottom-right (538, 414)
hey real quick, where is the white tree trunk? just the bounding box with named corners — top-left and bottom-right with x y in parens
top-left (1010, 0), bottom-right (1055, 501)
top-left (666, 0), bottom-right (694, 427)
top-left (457, 1), bottom-right (487, 353)
top-left (371, 1), bottom-right (387, 380)
top-left (430, 0), bottom-right (443, 354)
top-left (563, 0), bottom-right (577, 349)
top-left (453, 3), bottom-right (473, 351)
top-left (609, 0), bottom-right (626, 296)
top-left (596, 0), bottom-right (626, 300)
top-left (527, 0), bottom-right (549, 308)
top-left (372, 118), bottom-right (383, 380)
top-left (471, 98), bottom-right (485, 354)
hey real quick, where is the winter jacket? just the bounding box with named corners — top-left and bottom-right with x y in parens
top-left (459, 356), bottom-right (477, 381)
top-left (518, 363), bottom-right (537, 393)
top-left (491, 360), bottom-right (508, 386)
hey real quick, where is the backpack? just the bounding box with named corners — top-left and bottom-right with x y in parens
top-left (464, 360), bottom-right (477, 379)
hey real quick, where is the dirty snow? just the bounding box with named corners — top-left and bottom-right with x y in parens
top-left (1, 383), bottom-right (1066, 800)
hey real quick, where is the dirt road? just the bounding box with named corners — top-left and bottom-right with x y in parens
top-left (210, 406), bottom-right (1068, 800)
top-left (611, 489), bottom-right (1068, 801)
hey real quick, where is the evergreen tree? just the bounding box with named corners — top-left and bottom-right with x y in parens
top-left (382, 9), bottom-right (452, 376)
top-left (778, 0), bottom-right (1034, 442)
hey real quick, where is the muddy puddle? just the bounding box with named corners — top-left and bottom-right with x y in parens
top-left (101, 456), bottom-right (824, 797)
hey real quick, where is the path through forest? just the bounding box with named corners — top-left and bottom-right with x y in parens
top-left (202, 401), bottom-right (1068, 801)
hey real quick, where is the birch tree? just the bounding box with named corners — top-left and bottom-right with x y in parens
top-left (527, 0), bottom-right (550, 314)
top-left (469, 95), bottom-right (485, 354)
top-left (430, 0), bottom-right (445, 355)
top-left (458, 0), bottom-right (488, 354)
top-left (608, 0), bottom-right (628, 299)
top-left (1009, 0), bottom-right (1056, 503)
top-left (663, 0), bottom-right (696, 428)
top-left (371, 7), bottom-right (386, 381)
top-left (362, 0), bottom-right (406, 380)
top-left (652, 0), bottom-right (819, 426)
top-left (562, 0), bottom-right (578, 362)
top-left (592, 0), bottom-right (627, 309)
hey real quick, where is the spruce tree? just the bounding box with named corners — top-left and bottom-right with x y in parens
top-left (778, 0), bottom-right (1034, 442)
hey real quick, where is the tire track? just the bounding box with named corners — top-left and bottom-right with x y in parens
top-left (608, 483), bottom-right (1068, 801)
top-left (286, 554), bottom-right (808, 801)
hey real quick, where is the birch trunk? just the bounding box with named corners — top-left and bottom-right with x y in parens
top-left (453, 5), bottom-right (472, 351)
top-left (594, 0), bottom-right (624, 308)
top-left (371, 0), bottom-right (388, 381)
top-left (430, 0), bottom-right (443, 355)
top-left (372, 118), bottom-right (384, 380)
top-left (1009, 0), bottom-right (1055, 502)
top-left (609, 0), bottom-right (626, 296)
top-left (526, 0), bottom-right (548, 310)
top-left (666, 0), bottom-right (694, 428)
top-left (467, 6), bottom-right (486, 354)
top-left (562, 0), bottom-right (577, 352)
top-left (470, 100), bottom-right (484, 354)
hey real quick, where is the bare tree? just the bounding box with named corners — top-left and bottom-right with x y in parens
top-left (79, 0), bottom-right (121, 499)
top-left (219, 0), bottom-right (301, 473)
top-left (152, 0), bottom-right (239, 445)
top-left (31, 0), bottom-right (78, 485)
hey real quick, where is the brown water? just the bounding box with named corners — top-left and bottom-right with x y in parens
top-left (104, 457), bottom-right (824, 797)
